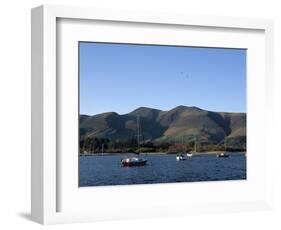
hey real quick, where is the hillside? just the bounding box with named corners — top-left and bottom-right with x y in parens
top-left (80, 106), bottom-right (246, 150)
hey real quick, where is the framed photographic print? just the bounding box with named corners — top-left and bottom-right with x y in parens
top-left (31, 5), bottom-right (274, 224)
top-left (78, 42), bottom-right (247, 187)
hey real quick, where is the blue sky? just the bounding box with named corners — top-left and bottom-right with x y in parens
top-left (79, 42), bottom-right (246, 115)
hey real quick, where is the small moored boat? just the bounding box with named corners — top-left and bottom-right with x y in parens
top-left (176, 153), bottom-right (186, 161)
top-left (187, 134), bottom-right (199, 157)
top-left (217, 139), bottom-right (230, 158)
top-left (121, 157), bottom-right (147, 166)
top-left (177, 136), bottom-right (188, 160)
top-left (121, 116), bottom-right (147, 167)
top-left (216, 152), bottom-right (229, 158)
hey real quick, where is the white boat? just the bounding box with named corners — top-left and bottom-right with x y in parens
top-left (187, 135), bottom-right (198, 157)
top-left (176, 152), bottom-right (186, 161)
top-left (216, 152), bottom-right (229, 158)
top-left (176, 136), bottom-right (187, 160)
top-left (216, 140), bottom-right (229, 158)
top-left (121, 116), bottom-right (147, 167)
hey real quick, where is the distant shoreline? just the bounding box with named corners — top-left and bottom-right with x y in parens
top-left (80, 151), bottom-right (246, 157)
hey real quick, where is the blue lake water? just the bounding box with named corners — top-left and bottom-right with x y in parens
top-left (79, 153), bottom-right (246, 187)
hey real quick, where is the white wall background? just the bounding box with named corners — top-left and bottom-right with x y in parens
top-left (0, 0), bottom-right (280, 229)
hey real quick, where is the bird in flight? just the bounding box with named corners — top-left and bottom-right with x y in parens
top-left (180, 71), bottom-right (190, 79)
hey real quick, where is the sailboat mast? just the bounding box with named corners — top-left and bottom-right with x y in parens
top-left (194, 135), bottom-right (197, 152)
top-left (137, 116), bottom-right (140, 153)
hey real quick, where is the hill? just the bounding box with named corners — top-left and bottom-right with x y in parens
top-left (80, 106), bottom-right (246, 150)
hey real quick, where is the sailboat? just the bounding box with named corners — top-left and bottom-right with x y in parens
top-left (187, 135), bottom-right (198, 157)
top-left (217, 139), bottom-right (229, 158)
top-left (176, 153), bottom-right (186, 161)
top-left (176, 136), bottom-right (187, 160)
top-left (101, 143), bottom-right (104, 155)
top-left (121, 116), bottom-right (147, 167)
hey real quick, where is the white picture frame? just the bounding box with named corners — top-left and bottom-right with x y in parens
top-left (31, 5), bottom-right (274, 225)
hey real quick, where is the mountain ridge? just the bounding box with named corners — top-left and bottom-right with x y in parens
top-left (80, 106), bottom-right (246, 149)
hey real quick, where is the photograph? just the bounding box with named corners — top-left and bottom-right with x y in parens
top-left (79, 42), bottom-right (247, 187)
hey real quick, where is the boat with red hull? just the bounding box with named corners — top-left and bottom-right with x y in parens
top-left (121, 157), bottom-right (147, 167)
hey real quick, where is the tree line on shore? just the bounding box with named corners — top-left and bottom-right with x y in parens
top-left (79, 137), bottom-right (246, 154)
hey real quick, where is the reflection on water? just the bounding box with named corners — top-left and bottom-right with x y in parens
top-left (79, 153), bottom-right (246, 187)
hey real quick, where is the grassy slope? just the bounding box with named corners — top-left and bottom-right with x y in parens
top-left (80, 106), bottom-right (246, 147)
